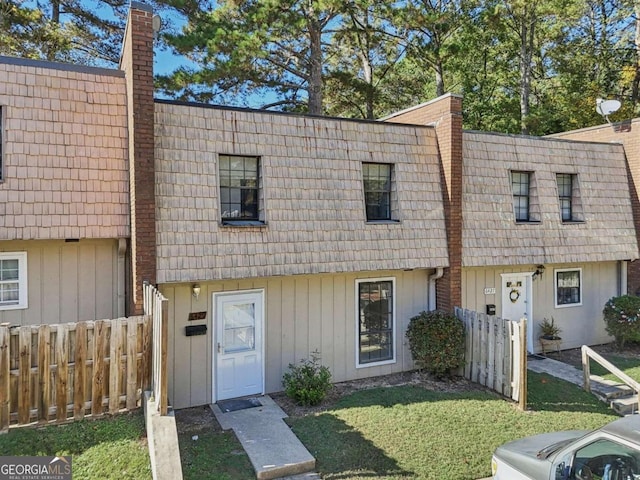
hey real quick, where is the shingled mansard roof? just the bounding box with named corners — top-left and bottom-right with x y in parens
top-left (154, 101), bottom-right (449, 283)
top-left (0, 56), bottom-right (130, 241)
top-left (462, 131), bottom-right (639, 267)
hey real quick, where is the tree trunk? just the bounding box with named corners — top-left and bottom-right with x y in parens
top-left (308, 19), bottom-right (323, 115)
top-left (633, 1), bottom-right (640, 111)
top-left (52, 0), bottom-right (60, 24)
top-left (435, 61), bottom-right (445, 97)
top-left (519, 7), bottom-right (534, 135)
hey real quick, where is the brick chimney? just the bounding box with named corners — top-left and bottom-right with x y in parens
top-left (383, 94), bottom-right (463, 312)
top-left (120, 2), bottom-right (156, 315)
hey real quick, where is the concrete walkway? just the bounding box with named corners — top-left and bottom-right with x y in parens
top-left (211, 395), bottom-right (316, 480)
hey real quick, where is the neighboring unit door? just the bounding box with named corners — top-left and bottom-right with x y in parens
top-left (500, 273), bottom-right (534, 353)
top-left (214, 290), bottom-right (264, 401)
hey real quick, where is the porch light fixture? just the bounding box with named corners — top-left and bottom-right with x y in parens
top-left (192, 284), bottom-right (201, 300)
top-left (532, 265), bottom-right (545, 280)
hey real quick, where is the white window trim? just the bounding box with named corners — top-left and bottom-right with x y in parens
top-left (554, 267), bottom-right (582, 308)
top-left (0, 252), bottom-right (28, 311)
top-left (355, 277), bottom-right (396, 368)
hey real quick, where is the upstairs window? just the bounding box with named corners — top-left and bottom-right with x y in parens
top-left (0, 106), bottom-right (3, 181)
top-left (0, 252), bottom-right (28, 310)
top-left (556, 173), bottom-right (583, 222)
top-left (363, 163), bottom-right (392, 221)
top-left (555, 268), bottom-right (582, 307)
top-left (511, 171), bottom-right (531, 222)
top-left (219, 155), bottom-right (261, 224)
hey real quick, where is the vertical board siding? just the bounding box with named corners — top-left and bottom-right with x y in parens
top-left (0, 240), bottom-right (123, 327)
top-left (462, 263), bottom-right (618, 351)
top-left (457, 307), bottom-right (525, 402)
top-left (162, 269), bottom-right (431, 409)
top-left (0, 317), bottom-right (149, 431)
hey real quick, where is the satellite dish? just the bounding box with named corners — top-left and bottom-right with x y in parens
top-left (596, 98), bottom-right (621, 116)
top-left (152, 15), bottom-right (162, 34)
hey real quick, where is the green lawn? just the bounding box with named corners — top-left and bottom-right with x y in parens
top-left (0, 411), bottom-right (151, 480)
top-left (586, 353), bottom-right (640, 383)
top-left (287, 372), bottom-right (618, 480)
top-left (178, 428), bottom-right (254, 480)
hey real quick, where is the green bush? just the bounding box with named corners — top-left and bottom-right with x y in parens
top-left (406, 310), bottom-right (465, 378)
top-left (603, 295), bottom-right (640, 348)
top-left (282, 353), bottom-right (332, 406)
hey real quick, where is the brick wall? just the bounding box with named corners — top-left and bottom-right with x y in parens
top-left (552, 120), bottom-right (640, 295)
top-left (383, 94), bottom-right (464, 312)
top-left (121, 2), bottom-right (156, 315)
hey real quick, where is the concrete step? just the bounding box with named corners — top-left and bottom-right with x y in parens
top-left (611, 395), bottom-right (639, 416)
top-left (590, 375), bottom-right (636, 400)
top-left (211, 396), bottom-right (316, 480)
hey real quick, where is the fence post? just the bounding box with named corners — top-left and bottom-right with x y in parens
top-left (581, 345), bottom-right (591, 393)
top-left (518, 318), bottom-right (527, 411)
top-left (159, 296), bottom-right (169, 415)
top-left (0, 324), bottom-right (10, 433)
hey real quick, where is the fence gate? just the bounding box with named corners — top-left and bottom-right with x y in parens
top-left (455, 307), bottom-right (527, 407)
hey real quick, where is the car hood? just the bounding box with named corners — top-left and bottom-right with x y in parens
top-left (495, 430), bottom-right (589, 479)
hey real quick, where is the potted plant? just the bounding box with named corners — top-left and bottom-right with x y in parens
top-left (539, 317), bottom-right (562, 355)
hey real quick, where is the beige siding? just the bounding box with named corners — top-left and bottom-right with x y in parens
top-left (0, 239), bottom-right (124, 325)
top-left (462, 262), bottom-right (619, 350)
top-left (155, 103), bottom-right (449, 284)
top-left (161, 269), bottom-right (431, 409)
top-left (0, 58), bottom-right (129, 240)
top-left (462, 132), bottom-right (639, 266)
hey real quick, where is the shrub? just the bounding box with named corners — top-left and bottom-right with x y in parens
top-left (406, 310), bottom-right (465, 378)
top-left (539, 317), bottom-right (561, 340)
top-left (603, 295), bottom-right (640, 348)
top-left (282, 352), bottom-right (332, 406)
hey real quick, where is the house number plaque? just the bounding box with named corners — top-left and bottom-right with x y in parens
top-left (483, 287), bottom-right (496, 295)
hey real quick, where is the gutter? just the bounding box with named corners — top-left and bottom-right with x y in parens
top-left (428, 268), bottom-right (445, 311)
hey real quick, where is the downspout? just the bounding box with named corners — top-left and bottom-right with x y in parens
top-left (619, 261), bottom-right (628, 296)
top-left (429, 268), bottom-right (445, 311)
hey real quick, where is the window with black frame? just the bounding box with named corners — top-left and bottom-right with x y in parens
top-left (357, 279), bottom-right (394, 365)
top-left (557, 173), bottom-right (574, 222)
top-left (219, 155), bottom-right (260, 223)
top-left (362, 163), bottom-right (392, 221)
top-left (556, 269), bottom-right (581, 306)
top-left (511, 171), bottom-right (531, 222)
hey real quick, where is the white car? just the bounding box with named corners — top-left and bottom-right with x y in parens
top-left (491, 414), bottom-right (640, 479)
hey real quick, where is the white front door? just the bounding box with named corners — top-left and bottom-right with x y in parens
top-left (501, 273), bottom-right (534, 353)
top-left (214, 290), bottom-right (264, 401)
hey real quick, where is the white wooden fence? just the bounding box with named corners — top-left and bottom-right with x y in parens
top-left (144, 283), bottom-right (169, 415)
top-left (455, 307), bottom-right (527, 408)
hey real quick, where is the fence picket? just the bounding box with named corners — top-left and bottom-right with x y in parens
top-left (18, 327), bottom-right (31, 425)
top-left (0, 325), bottom-right (10, 432)
top-left (56, 325), bottom-right (69, 422)
top-left (126, 317), bottom-right (138, 410)
top-left (74, 322), bottom-right (87, 420)
top-left (92, 320), bottom-right (105, 417)
top-left (38, 325), bottom-right (51, 423)
top-left (109, 319), bottom-right (123, 414)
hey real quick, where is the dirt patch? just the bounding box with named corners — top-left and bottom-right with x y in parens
top-left (175, 405), bottom-right (221, 435)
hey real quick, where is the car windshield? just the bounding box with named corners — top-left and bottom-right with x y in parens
top-left (538, 438), bottom-right (579, 460)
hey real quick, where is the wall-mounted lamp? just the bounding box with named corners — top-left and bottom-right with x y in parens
top-left (192, 284), bottom-right (201, 300)
top-left (532, 265), bottom-right (545, 280)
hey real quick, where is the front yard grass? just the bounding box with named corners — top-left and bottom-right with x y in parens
top-left (287, 372), bottom-right (618, 480)
top-left (0, 411), bottom-right (151, 480)
top-left (587, 353), bottom-right (640, 382)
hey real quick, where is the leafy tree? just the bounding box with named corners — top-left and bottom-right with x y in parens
top-left (158, 0), bottom-right (343, 114)
top-left (0, 1), bottom-right (73, 60)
